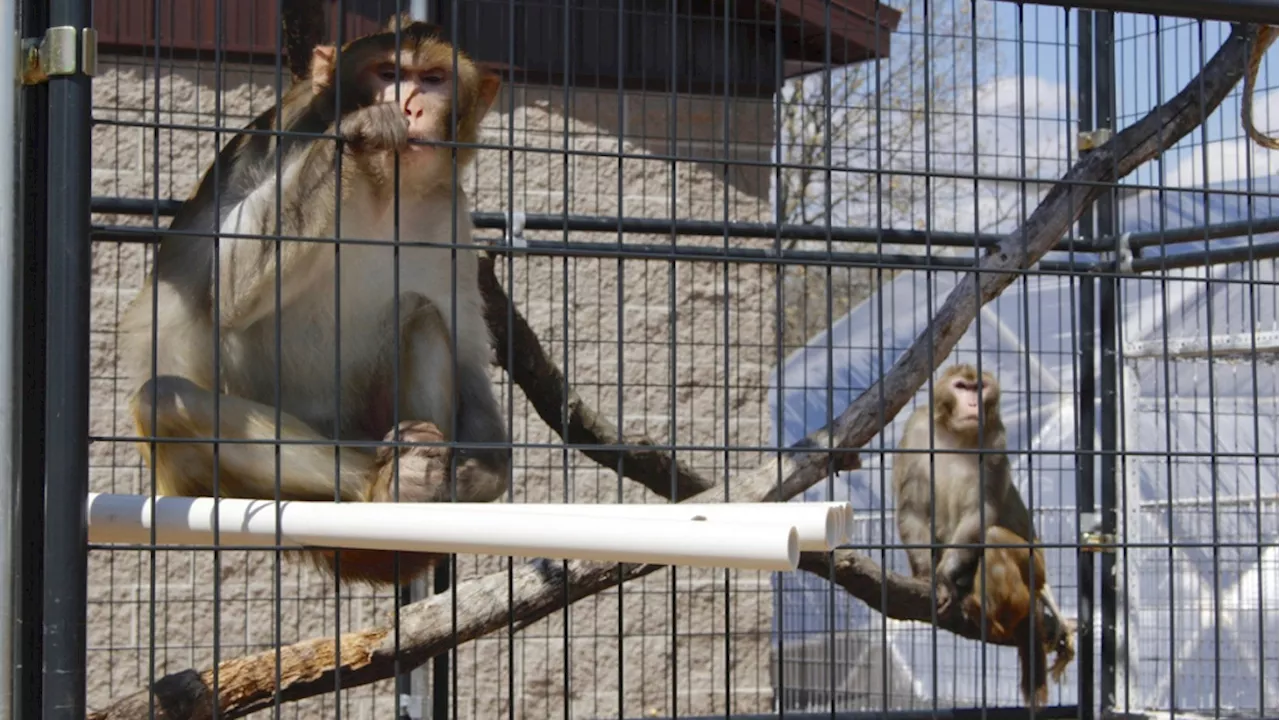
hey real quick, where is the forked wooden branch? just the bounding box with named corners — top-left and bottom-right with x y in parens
top-left (477, 262), bottom-right (712, 500)
top-left (88, 22), bottom-right (1264, 720)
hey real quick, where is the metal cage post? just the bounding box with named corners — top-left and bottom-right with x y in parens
top-left (1075, 10), bottom-right (1098, 720)
top-left (14, 0), bottom-right (49, 716)
top-left (41, 0), bottom-right (93, 717)
top-left (1091, 11), bottom-right (1122, 717)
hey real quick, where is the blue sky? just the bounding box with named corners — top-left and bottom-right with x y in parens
top-left (979, 3), bottom-right (1279, 189)
top-left (780, 3), bottom-right (1278, 240)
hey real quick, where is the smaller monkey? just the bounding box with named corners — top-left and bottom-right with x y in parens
top-left (962, 525), bottom-right (1049, 707)
top-left (893, 363), bottom-right (1073, 707)
top-left (893, 363), bottom-right (1015, 615)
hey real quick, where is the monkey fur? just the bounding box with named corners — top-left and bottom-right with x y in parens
top-left (961, 525), bottom-right (1051, 707)
top-left (117, 14), bottom-right (509, 586)
top-left (893, 363), bottom-right (1075, 706)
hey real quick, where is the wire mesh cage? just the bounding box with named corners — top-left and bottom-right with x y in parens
top-left (3, 1), bottom-right (1277, 720)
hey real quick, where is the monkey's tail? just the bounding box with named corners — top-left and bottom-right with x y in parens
top-left (300, 547), bottom-right (443, 587)
top-left (1016, 618), bottom-right (1049, 709)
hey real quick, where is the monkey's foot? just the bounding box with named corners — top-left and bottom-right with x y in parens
top-left (302, 421), bottom-right (453, 587)
top-left (453, 456), bottom-right (510, 504)
top-left (935, 578), bottom-right (960, 619)
top-left (370, 420), bottom-right (452, 503)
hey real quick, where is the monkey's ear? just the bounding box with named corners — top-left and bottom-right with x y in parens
top-left (383, 11), bottom-right (415, 33)
top-left (475, 70), bottom-right (502, 118)
top-left (310, 45), bottom-right (337, 90)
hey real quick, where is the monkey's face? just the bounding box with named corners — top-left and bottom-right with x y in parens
top-left (313, 23), bottom-right (500, 178)
top-left (945, 373), bottom-right (984, 431)
top-left (937, 367), bottom-right (1000, 437)
top-left (365, 53), bottom-right (455, 156)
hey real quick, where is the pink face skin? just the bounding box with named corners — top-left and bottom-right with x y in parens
top-left (368, 56), bottom-right (453, 154)
top-left (949, 375), bottom-right (984, 427)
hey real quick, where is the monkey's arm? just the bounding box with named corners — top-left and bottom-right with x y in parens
top-left (215, 103), bottom-right (410, 330)
top-left (131, 375), bottom-right (375, 502)
top-left (395, 295), bottom-right (510, 504)
top-left (935, 492), bottom-right (999, 593)
top-left (892, 456), bottom-right (939, 578)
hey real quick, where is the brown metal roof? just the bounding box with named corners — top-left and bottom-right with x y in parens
top-left (762, 0), bottom-right (903, 70)
top-left (92, 0), bottom-right (903, 96)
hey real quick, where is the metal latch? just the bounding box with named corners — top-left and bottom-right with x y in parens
top-left (503, 210), bottom-right (527, 248)
top-left (20, 26), bottom-right (97, 85)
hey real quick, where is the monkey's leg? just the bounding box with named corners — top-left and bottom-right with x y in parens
top-left (895, 508), bottom-right (942, 579)
top-left (396, 294), bottom-right (509, 504)
top-left (311, 419), bottom-right (452, 587)
top-left (937, 496), bottom-right (1001, 589)
top-left (450, 360), bottom-right (511, 501)
top-left (131, 375), bottom-right (375, 501)
top-left (310, 297), bottom-right (471, 588)
top-left (897, 507), bottom-right (963, 616)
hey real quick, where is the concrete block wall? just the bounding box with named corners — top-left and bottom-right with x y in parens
top-left (86, 56), bottom-right (784, 719)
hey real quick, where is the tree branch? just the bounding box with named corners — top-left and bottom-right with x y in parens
top-left (88, 21), bottom-right (1265, 720)
top-left (476, 259), bottom-right (712, 500)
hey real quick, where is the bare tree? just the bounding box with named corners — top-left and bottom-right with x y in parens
top-left (774, 1), bottom-right (1043, 348)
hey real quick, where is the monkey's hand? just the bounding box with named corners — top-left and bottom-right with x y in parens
top-left (934, 574), bottom-right (962, 618)
top-left (339, 102), bottom-right (410, 153)
top-left (369, 420), bottom-right (451, 503)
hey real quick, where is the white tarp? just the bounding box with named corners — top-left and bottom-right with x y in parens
top-left (768, 175), bottom-right (1278, 713)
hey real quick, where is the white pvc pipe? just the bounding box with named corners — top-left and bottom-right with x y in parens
top-left (86, 493), bottom-right (800, 572)
top-left (441, 501), bottom-right (852, 552)
top-left (0, 2), bottom-right (18, 717)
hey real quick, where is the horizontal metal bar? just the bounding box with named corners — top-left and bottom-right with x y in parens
top-left (630, 706), bottom-right (1082, 720)
top-left (991, 0), bottom-right (1275, 25)
top-left (1123, 330), bottom-right (1280, 360)
top-left (92, 202), bottom-right (1275, 273)
top-left (88, 195), bottom-right (1102, 252)
top-left (1130, 218), bottom-right (1279, 252)
top-left (1128, 242), bottom-right (1279, 272)
top-left (87, 196), bottom-right (1280, 261)
top-left (93, 224), bottom-right (1083, 275)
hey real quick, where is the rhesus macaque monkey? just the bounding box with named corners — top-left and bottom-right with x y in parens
top-left (117, 14), bottom-right (510, 586)
top-left (892, 363), bottom-right (1074, 706)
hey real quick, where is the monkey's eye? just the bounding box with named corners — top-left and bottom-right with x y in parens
top-left (420, 70), bottom-right (446, 85)
top-left (376, 64), bottom-right (401, 82)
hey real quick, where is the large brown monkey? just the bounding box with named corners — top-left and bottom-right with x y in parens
top-left (117, 15), bottom-right (510, 586)
top-left (892, 363), bottom-right (1074, 706)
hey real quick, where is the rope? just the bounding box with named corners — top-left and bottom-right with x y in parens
top-left (1242, 25), bottom-right (1279, 151)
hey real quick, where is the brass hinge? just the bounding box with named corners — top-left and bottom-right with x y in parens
top-left (1079, 512), bottom-right (1116, 553)
top-left (20, 26), bottom-right (97, 85)
top-left (1080, 530), bottom-right (1117, 553)
top-left (1077, 128), bottom-right (1113, 153)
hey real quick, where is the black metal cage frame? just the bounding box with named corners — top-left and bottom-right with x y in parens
top-left (4, 0), bottom-right (1277, 719)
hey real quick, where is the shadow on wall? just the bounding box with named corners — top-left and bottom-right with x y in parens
top-left (492, 86), bottom-right (776, 203)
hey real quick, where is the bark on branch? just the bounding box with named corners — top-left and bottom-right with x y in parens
top-left (477, 263), bottom-right (712, 500)
top-left (89, 22), bottom-right (1265, 720)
